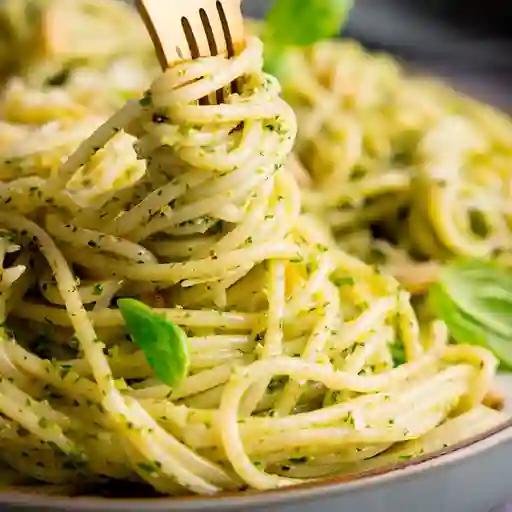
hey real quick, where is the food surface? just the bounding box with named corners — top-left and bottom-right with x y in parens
top-left (0, 0), bottom-right (508, 498)
top-left (282, 40), bottom-right (512, 294)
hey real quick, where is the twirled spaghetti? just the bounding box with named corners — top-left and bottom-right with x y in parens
top-left (0, 33), bottom-right (505, 496)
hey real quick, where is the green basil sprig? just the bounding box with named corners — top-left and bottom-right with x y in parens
top-left (429, 259), bottom-right (512, 369)
top-left (263, 0), bottom-right (354, 75)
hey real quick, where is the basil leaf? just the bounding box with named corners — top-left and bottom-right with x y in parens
top-left (440, 260), bottom-right (512, 339)
top-left (265, 0), bottom-right (353, 47)
top-left (263, 0), bottom-right (354, 74)
top-left (429, 260), bottom-right (512, 369)
top-left (117, 298), bottom-right (190, 387)
top-left (430, 284), bottom-right (488, 346)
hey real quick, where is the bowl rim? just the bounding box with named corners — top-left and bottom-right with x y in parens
top-left (1, 416), bottom-right (512, 510)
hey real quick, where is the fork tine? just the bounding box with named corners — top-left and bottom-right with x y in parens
top-left (216, 0), bottom-right (245, 57)
top-left (135, 0), bottom-right (244, 69)
top-left (136, 0), bottom-right (244, 105)
top-left (198, 6), bottom-right (223, 105)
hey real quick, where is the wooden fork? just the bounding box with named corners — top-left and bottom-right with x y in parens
top-left (136, 0), bottom-right (245, 104)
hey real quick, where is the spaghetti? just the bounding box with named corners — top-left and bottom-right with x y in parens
top-left (0, 33), bottom-right (506, 495)
top-left (283, 41), bottom-right (512, 293)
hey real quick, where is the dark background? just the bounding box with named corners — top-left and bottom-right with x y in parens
top-left (243, 0), bottom-right (512, 109)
